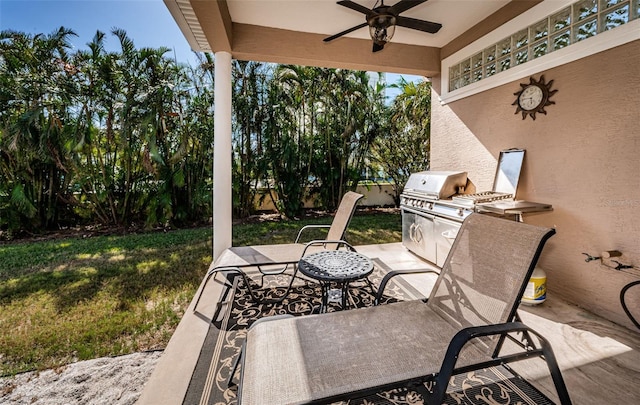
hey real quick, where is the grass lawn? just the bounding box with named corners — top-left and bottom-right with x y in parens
top-left (0, 210), bottom-right (401, 376)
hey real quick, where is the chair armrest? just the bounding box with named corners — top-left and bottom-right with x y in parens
top-left (374, 269), bottom-right (439, 305)
top-left (428, 322), bottom-right (572, 405)
top-left (295, 224), bottom-right (331, 243)
top-left (301, 240), bottom-right (356, 256)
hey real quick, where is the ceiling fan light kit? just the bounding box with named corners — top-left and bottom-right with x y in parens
top-left (368, 14), bottom-right (396, 46)
top-left (324, 0), bottom-right (442, 53)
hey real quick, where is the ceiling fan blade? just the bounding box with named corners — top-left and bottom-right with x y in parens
top-left (396, 15), bottom-right (442, 33)
top-left (373, 42), bottom-right (385, 52)
top-left (337, 0), bottom-right (376, 17)
top-left (388, 0), bottom-right (428, 15)
top-left (323, 22), bottom-right (369, 42)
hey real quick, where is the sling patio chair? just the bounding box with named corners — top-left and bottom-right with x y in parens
top-left (237, 213), bottom-right (572, 405)
top-left (192, 191), bottom-right (364, 311)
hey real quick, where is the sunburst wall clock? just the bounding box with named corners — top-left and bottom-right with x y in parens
top-left (512, 75), bottom-right (558, 120)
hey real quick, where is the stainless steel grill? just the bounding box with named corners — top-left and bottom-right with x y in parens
top-left (401, 149), bottom-right (526, 266)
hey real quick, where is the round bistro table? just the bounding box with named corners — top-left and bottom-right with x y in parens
top-left (298, 250), bottom-right (374, 312)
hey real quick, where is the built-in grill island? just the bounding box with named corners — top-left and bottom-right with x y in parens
top-left (401, 149), bottom-right (551, 266)
top-left (401, 171), bottom-right (473, 267)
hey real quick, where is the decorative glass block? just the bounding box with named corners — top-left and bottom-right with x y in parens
top-left (601, 4), bottom-right (630, 30)
top-left (472, 52), bottom-right (483, 69)
top-left (574, 0), bottom-right (598, 22)
top-left (484, 46), bottom-right (496, 63)
top-left (531, 39), bottom-right (549, 59)
top-left (485, 62), bottom-right (497, 78)
top-left (461, 73), bottom-right (471, 88)
top-left (514, 48), bottom-right (529, 65)
top-left (449, 75), bottom-right (459, 91)
top-left (461, 59), bottom-right (471, 75)
top-left (472, 68), bottom-right (483, 83)
top-left (600, 0), bottom-right (625, 10)
top-left (513, 29), bottom-right (528, 49)
top-left (498, 56), bottom-right (511, 72)
top-left (551, 7), bottom-right (572, 32)
top-left (552, 29), bottom-right (571, 50)
top-left (575, 17), bottom-right (598, 41)
top-left (449, 64), bottom-right (460, 79)
top-left (530, 19), bottom-right (549, 41)
top-left (497, 37), bottom-right (511, 57)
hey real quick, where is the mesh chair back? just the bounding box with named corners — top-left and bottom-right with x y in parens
top-left (326, 191), bottom-right (364, 244)
top-left (427, 213), bottom-right (555, 359)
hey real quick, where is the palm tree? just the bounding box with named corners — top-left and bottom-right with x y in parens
top-left (0, 27), bottom-right (79, 230)
top-left (372, 78), bottom-right (432, 205)
top-left (232, 60), bottom-right (270, 218)
top-left (310, 68), bottom-right (378, 210)
top-left (71, 30), bottom-right (121, 225)
top-left (258, 64), bottom-right (311, 218)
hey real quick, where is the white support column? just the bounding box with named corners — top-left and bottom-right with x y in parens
top-left (213, 51), bottom-right (233, 260)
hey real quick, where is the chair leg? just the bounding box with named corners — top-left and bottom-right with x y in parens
top-left (259, 264), bottom-right (309, 305)
top-left (227, 341), bottom-right (245, 387)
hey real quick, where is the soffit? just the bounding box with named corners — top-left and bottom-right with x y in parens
top-left (227, 0), bottom-right (510, 47)
top-left (166, 0), bottom-right (536, 76)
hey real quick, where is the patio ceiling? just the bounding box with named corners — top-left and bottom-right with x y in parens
top-left (165, 0), bottom-right (542, 76)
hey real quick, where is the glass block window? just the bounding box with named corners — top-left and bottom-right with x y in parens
top-left (449, 0), bottom-right (638, 91)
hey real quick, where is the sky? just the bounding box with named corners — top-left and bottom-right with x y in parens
top-left (0, 0), bottom-right (419, 94)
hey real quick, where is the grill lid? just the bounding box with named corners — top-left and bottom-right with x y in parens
top-left (403, 171), bottom-right (468, 200)
top-left (493, 148), bottom-right (525, 196)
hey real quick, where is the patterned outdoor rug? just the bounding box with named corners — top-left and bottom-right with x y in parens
top-left (184, 259), bottom-right (555, 405)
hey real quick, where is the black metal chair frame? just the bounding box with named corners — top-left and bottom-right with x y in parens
top-left (237, 214), bottom-right (572, 405)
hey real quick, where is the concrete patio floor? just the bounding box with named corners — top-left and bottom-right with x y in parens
top-left (138, 242), bottom-right (640, 404)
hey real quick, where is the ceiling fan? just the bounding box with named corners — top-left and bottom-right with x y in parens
top-left (324, 0), bottom-right (442, 52)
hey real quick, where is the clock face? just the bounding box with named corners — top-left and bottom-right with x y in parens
top-left (512, 75), bottom-right (557, 120)
top-left (518, 85), bottom-right (543, 111)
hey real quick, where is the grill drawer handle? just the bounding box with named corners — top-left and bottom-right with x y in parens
top-left (410, 223), bottom-right (423, 243)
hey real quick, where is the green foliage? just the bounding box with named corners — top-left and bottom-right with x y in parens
top-left (0, 28), bottom-right (215, 233)
top-left (0, 26), bottom-right (432, 233)
top-left (253, 66), bottom-right (386, 218)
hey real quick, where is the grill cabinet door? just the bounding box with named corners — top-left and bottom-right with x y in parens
top-left (402, 208), bottom-right (436, 264)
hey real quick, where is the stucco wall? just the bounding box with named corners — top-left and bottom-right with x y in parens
top-left (431, 40), bottom-right (640, 330)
